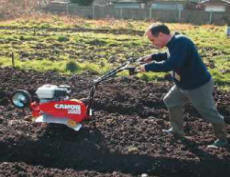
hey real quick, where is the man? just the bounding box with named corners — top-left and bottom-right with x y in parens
top-left (138, 23), bottom-right (228, 148)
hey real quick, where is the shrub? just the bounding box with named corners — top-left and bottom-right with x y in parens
top-left (70, 0), bottom-right (94, 6)
top-left (65, 60), bottom-right (80, 73)
top-left (57, 36), bottom-right (69, 42)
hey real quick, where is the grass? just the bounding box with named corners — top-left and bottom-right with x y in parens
top-left (0, 15), bottom-right (230, 90)
top-left (0, 57), bottom-right (114, 75)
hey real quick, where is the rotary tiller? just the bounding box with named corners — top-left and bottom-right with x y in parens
top-left (11, 57), bottom-right (143, 131)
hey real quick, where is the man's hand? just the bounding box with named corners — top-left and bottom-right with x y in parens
top-left (138, 54), bottom-right (152, 63)
top-left (136, 65), bottom-right (146, 73)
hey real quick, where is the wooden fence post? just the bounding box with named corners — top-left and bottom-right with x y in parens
top-left (209, 11), bottom-right (213, 24)
top-left (149, 8), bottom-right (152, 19)
top-left (11, 52), bottom-right (15, 68)
top-left (227, 26), bottom-right (230, 37)
top-left (92, 5), bottom-right (95, 19)
top-left (33, 28), bottom-right (36, 36)
top-left (120, 8), bottom-right (123, 19)
top-left (178, 9), bottom-right (182, 22)
top-left (66, 3), bottom-right (69, 15)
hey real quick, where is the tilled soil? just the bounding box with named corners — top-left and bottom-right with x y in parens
top-left (0, 67), bottom-right (230, 177)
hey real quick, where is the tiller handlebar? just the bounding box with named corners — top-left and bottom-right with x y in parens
top-left (87, 57), bottom-right (144, 109)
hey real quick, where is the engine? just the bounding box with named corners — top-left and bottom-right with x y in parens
top-left (35, 84), bottom-right (71, 103)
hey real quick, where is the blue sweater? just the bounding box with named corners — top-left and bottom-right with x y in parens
top-left (144, 35), bottom-right (211, 90)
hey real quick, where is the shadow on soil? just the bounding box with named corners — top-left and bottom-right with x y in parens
top-left (0, 125), bottom-right (229, 177)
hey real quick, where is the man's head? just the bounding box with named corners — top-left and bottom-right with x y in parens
top-left (145, 24), bottom-right (171, 48)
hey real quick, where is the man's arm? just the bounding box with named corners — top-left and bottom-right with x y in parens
top-left (139, 52), bottom-right (168, 63)
top-left (151, 52), bottom-right (168, 61)
top-left (144, 40), bottom-right (188, 72)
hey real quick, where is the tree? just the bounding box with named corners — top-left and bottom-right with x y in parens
top-left (0, 0), bottom-right (44, 19)
top-left (70, 0), bottom-right (94, 6)
top-left (140, 0), bottom-right (155, 7)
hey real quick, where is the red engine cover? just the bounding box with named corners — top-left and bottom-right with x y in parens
top-left (31, 100), bottom-right (88, 123)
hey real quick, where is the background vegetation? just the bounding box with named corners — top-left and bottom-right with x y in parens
top-left (0, 0), bottom-right (47, 19)
top-left (0, 15), bottom-right (229, 90)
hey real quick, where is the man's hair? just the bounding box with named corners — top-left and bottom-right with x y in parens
top-left (145, 24), bottom-right (170, 36)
